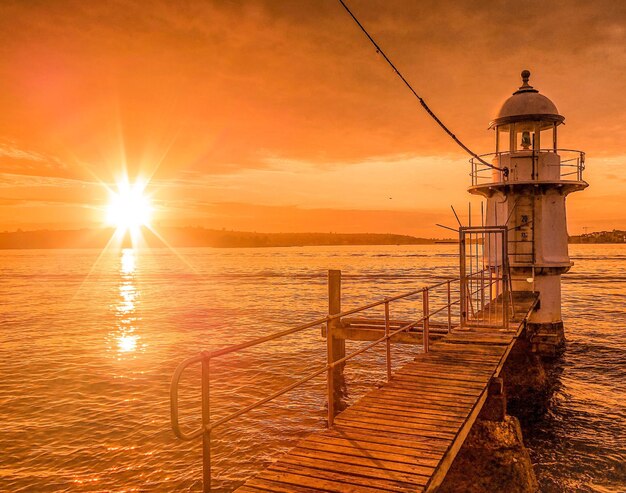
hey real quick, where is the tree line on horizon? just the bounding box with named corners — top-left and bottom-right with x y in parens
top-left (1, 227), bottom-right (623, 249)
top-left (0, 227), bottom-right (440, 249)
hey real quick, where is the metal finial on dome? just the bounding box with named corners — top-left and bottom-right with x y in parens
top-left (513, 69), bottom-right (537, 95)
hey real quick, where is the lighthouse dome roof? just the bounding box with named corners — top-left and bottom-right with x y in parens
top-left (489, 70), bottom-right (564, 129)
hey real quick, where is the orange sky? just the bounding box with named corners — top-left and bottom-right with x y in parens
top-left (1, 0), bottom-right (625, 237)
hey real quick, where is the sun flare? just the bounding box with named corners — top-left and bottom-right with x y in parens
top-left (106, 180), bottom-right (153, 234)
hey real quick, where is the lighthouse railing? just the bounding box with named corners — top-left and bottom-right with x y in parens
top-left (470, 149), bottom-right (585, 186)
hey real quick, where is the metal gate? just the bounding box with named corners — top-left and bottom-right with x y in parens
top-left (459, 226), bottom-right (511, 328)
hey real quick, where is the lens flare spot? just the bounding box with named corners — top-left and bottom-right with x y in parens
top-left (106, 180), bottom-right (152, 235)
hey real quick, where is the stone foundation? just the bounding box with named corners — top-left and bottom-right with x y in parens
top-left (501, 335), bottom-right (550, 423)
top-left (526, 321), bottom-right (565, 358)
top-left (437, 416), bottom-right (538, 493)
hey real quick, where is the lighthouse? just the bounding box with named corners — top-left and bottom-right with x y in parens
top-left (469, 70), bottom-right (587, 356)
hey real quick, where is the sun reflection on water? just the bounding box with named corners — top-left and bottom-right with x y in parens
top-left (112, 248), bottom-right (142, 357)
top-left (121, 249), bottom-right (136, 274)
top-left (117, 333), bottom-right (139, 352)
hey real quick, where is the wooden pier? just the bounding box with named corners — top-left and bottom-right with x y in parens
top-left (170, 226), bottom-right (539, 492)
top-left (234, 292), bottom-right (538, 493)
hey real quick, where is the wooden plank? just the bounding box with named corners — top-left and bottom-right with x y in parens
top-left (385, 380), bottom-right (487, 396)
top-left (295, 437), bottom-right (442, 466)
top-left (392, 370), bottom-right (489, 385)
top-left (321, 428), bottom-right (451, 452)
top-left (270, 463), bottom-right (421, 493)
top-left (391, 371), bottom-right (489, 386)
top-left (246, 476), bottom-right (329, 492)
top-left (249, 474), bottom-right (376, 493)
top-left (235, 487), bottom-right (269, 493)
top-left (426, 347), bottom-right (506, 359)
top-left (336, 411), bottom-right (461, 433)
top-left (303, 435), bottom-right (444, 462)
top-left (345, 405), bottom-right (466, 427)
top-left (372, 378), bottom-right (484, 394)
top-left (350, 399), bottom-right (471, 419)
top-left (428, 345), bottom-right (507, 357)
top-left (443, 335), bottom-right (513, 345)
top-left (333, 419), bottom-right (457, 440)
top-left (274, 455), bottom-right (431, 485)
top-left (418, 356), bottom-right (501, 368)
top-left (335, 412), bottom-right (459, 433)
top-left (436, 333), bottom-right (511, 342)
top-left (287, 447), bottom-right (436, 477)
top-left (360, 392), bottom-right (476, 411)
top-left (393, 369), bottom-right (492, 381)
top-left (419, 352), bottom-right (504, 363)
top-left (355, 398), bottom-right (470, 419)
top-left (374, 388), bottom-right (481, 404)
top-left (400, 353), bottom-right (498, 368)
top-left (384, 380), bottom-right (485, 397)
top-left (394, 369), bottom-right (489, 382)
top-left (374, 387), bottom-right (479, 403)
top-left (406, 355), bottom-right (500, 367)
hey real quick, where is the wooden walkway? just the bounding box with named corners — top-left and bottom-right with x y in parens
top-left (235, 293), bottom-right (538, 493)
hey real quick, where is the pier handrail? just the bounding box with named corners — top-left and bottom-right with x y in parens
top-left (170, 278), bottom-right (455, 440)
top-left (170, 259), bottom-right (509, 492)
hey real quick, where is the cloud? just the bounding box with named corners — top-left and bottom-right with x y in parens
top-left (166, 201), bottom-right (452, 237)
top-left (0, 1), bottom-right (624, 231)
top-left (0, 142), bottom-right (74, 179)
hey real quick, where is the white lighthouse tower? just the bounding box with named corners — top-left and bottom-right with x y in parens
top-left (469, 70), bottom-right (587, 356)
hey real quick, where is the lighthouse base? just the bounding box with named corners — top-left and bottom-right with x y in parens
top-left (526, 321), bottom-right (565, 358)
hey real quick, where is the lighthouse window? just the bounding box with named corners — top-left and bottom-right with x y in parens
top-left (496, 125), bottom-right (510, 154)
top-left (540, 125), bottom-right (557, 152)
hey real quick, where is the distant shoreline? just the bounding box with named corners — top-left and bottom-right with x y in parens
top-left (0, 227), bottom-right (623, 250)
top-left (0, 227), bottom-right (447, 250)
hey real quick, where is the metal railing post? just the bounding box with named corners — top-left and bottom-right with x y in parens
top-left (326, 270), bottom-right (343, 427)
top-left (501, 231), bottom-right (510, 329)
top-left (481, 269), bottom-right (485, 325)
top-left (384, 300), bottom-right (391, 381)
top-left (201, 354), bottom-right (211, 493)
top-left (422, 288), bottom-right (430, 353)
top-left (459, 230), bottom-right (467, 328)
top-left (488, 266), bottom-right (493, 325)
top-left (496, 265), bottom-right (501, 301)
top-left (446, 280), bottom-right (452, 333)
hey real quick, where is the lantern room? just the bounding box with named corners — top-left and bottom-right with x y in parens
top-left (491, 70), bottom-right (563, 155)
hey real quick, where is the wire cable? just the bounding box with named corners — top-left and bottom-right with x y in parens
top-left (337, 0), bottom-right (505, 172)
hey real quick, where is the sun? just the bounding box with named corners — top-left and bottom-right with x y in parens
top-left (106, 179), bottom-right (153, 234)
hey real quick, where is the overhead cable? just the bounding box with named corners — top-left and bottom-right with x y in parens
top-left (337, 0), bottom-right (504, 172)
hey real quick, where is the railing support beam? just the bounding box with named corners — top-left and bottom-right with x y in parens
top-left (327, 269), bottom-right (345, 427)
top-left (446, 281), bottom-right (452, 333)
top-left (459, 234), bottom-right (467, 328)
top-left (423, 289), bottom-right (430, 353)
top-left (384, 301), bottom-right (392, 381)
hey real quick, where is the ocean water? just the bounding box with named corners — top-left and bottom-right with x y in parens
top-left (0, 244), bottom-right (624, 492)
